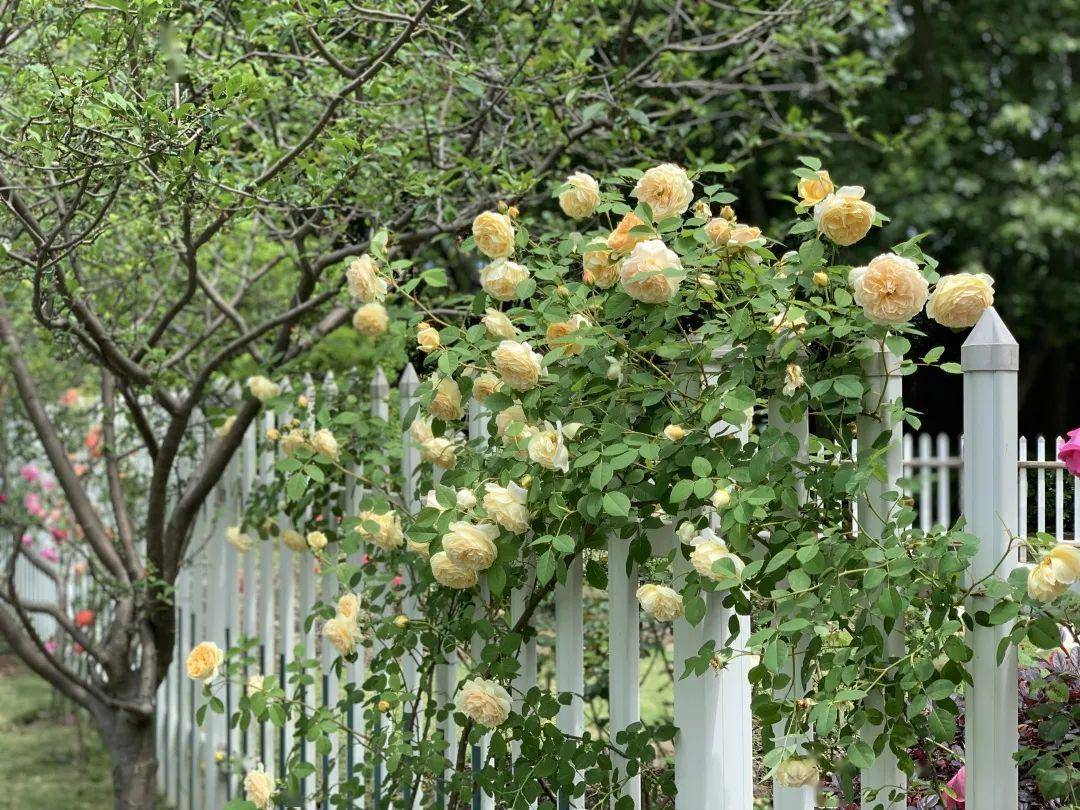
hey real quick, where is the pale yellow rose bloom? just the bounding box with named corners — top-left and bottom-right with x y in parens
top-left (1028, 544), bottom-right (1080, 602)
top-left (812, 271), bottom-right (829, 287)
top-left (545, 314), bottom-right (589, 356)
top-left (352, 302), bottom-right (388, 336)
top-left (849, 253), bottom-right (929, 324)
top-left (663, 424), bottom-right (685, 441)
top-left (472, 372), bottom-right (503, 402)
top-left (226, 525), bottom-right (254, 553)
top-left (306, 530), bottom-right (328, 551)
top-left (455, 678), bottom-right (512, 727)
top-left (631, 163), bottom-right (693, 219)
top-left (689, 529), bottom-right (745, 583)
top-left (422, 436), bottom-right (458, 469)
top-left (480, 259), bottom-right (530, 301)
top-left (323, 615), bottom-right (362, 655)
top-left (619, 239), bottom-right (684, 303)
top-left (636, 583), bottom-right (684, 621)
top-left (472, 211), bottom-right (515, 259)
top-left (216, 415), bottom-right (236, 437)
top-left (797, 169), bottom-right (834, 205)
top-left (926, 272), bottom-right (995, 329)
top-left (186, 641), bottom-right (224, 682)
top-left (711, 488), bottom-right (731, 510)
top-left (482, 308), bottom-right (518, 339)
top-left (783, 363), bottom-right (805, 396)
top-left (408, 538), bottom-right (431, 558)
top-left (280, 428), bottom-right (308, 456)
top-left (814, 185), bottom-right (876, 246)
top-left (247, 375), bottom-right (280, 403)
top-left (243, 768), bottom-right (275, 810)
top-left (442, 521), bottom-right (500, 571)
top-left (483, 481), bottom-right (530, 534)
top-left (705, 216), bottom-right (733, 248)
top-left (245, 673), bottom-right (269, 698)
top-left (770, 310), bottom-right (808, 335)
top-left (776, 757), bottom-right (819, 788)
top-left (558, 171), bottom-right (600, 219)
top-left (493, 340), bottom-right (544, 392)
top-left (416, 322), bottom-right (441, 353)
top-left (409, 416), bottom-right (435, 446)
top-left (337, 593), bottom-right (361, 620)
top-left (281, 528), bottom-right (307, 553)
top-left (346, 254), bottom-right (388, 303)
top-left (357, 510), bottom-right (403, 551)
top-left (582, 248), bottom-right (619, 288)
top-left (430, 550), bottom-right (478, 589)
top-left (429, 376), bottom-right (465, 421)
top-left (310, 428), bottom-right (340, 459)
top-left (692, 200), bottom-right (712, 220)
top-left (606, 212), bottom-right (647, 255)
top-left (528, 422), bottom-right (570, 472)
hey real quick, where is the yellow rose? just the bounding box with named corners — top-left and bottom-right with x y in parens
top-left (814, 185), bottom-right (876, 246)
top-left (483, 481), bottom-right (530, 534)
top-left (346, 254), bottom-right (388, 303)
top-left (430, 550), bottom-right (478, 588)
top-left (246, 673), bottom-right (269, 698)
top-left (558, 171), bottom-right (600, 219)
top-left (926, 272), bottom-right (995, 329)
top-left (393, 614), bottom-right (409, 629)
top-left (409, 416), bottom-right (435, 446)
top-left (582, 249), bottom-right (619, 289)
top-left (783, 363), bottom-right (805, 396)
top-left (849, 253), bottom-right (929, 324)
top-left (442, 521), bottom-right (499, 571)
top-left (636, 583), bottom-right (684, 621)
top-left (619, 239), bottom-right (684, 303)
top-left (472, 372), bottom-right (503, 402)
top-left (711, 487), bottom-right (731, 510)
top-left (1027, 544), bottom-right (1080, 602)
top-left (776, 757), bottom-right (819, 788)
top-left (323, 615), bottom-right (361, 656)
top-left (357, 510), bottom-right (403, 551)
top-left (482, 308), bottom-right (518, 339)
top-left (797, 169), bottom-right (834, 205)
top-left (663, 424), bottom-right (685, 441)
top-left (377, 699), bottom-right (391, 713)
top-left (243, 768), bottom-right (275, 810)
top-left (408, 538), bottom-right (431, 558)
top-left (493, 340), bottom-right (544, 392)
top-left (352, 302), bottom-right (388, 337)
top-left (545, 314), bottom-right (588, 356)
top-left (280, 428), bottom-right (307, 456)
top-left (216, 415), bottom-right (236, 437)
top-left (812, 271), bottom-right (829, 287)
top-left (705, 216), bottom-right (733, 248)
top-left (692, 200), bottom-right (712, 220)
top-left (281, 528), bottom-right (307, 553)
top-left (247, 375), bottom-right (280, 403)
top-left (422, 437), bottom-right (458, 469)
top-left (528, 422), bottom-right (570, 472)
top-left (631, 163), bottom-right (693, 220)
top-left (306, 530), bottom-right (328, 551)
top-left (185, 641), bottom-right (224, 682)
top-left (429, 376), bottom-right (465, 421)
top-left (337, 593), bottom-right (361, 620)
top-left (480, 259), bottom-right (530, 301)
top-left (226, 525), bottom-right (254, 553)
top-left (689, 530), bottom-right (745, 583)
top-left (472, 211), bottom-right (515, 259)
top-left (606, 212), bottom-right (647, 255)
top-left (416, 322), bottom-right (441, 353)
top-left (455, 678), bottom-right (512, 727)
top-left (310, 428), bottom-right (340, 459)
top-left (456, 488), bottom-right (478, 509)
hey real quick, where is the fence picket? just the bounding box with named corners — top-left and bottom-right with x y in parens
top-left (606, 535), bottom-right (640, 808)
top-left (555, 556), bottom-right (585, 809)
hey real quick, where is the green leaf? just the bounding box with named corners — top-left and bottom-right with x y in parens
top-left (848, 740), bottom-right (875, 769)
top-left (286, 474), bottom-right (308, 502)
top-left (602, 491), bottom-right (631, 517)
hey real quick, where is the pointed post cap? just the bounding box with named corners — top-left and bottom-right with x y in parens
top-left (961, 307), bottom-right (1019, 372)
top-left (371, 366), bottom-right (390, 397)
top-left (397, 363), bottom-right (418, 395)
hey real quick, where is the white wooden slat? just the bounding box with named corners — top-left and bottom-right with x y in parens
top-left (918, 433), bottom-right (933, 531)
top-left (858, 341), bottom-right (906, 809)
top-left (936, 433), bottom-right (951, 527)
top-left (961, 308), bottom-right (1019, 808)
top-left (473, 581), bottom-right (497, 810)
top-left (1018, 436), bottom-right (1028, 561)
top-left (902, 434), bottom-right (913, 497)
top-left (257, 411), bottom-right (277, 768)
top-left (555, 555), bottom-right (585, 809)
top-left (1037, 435), bottom-right (1047, 534)
top-left (606, 535), bottom-right (640, 808)
top-left (1055, 436), bottom-right (1065, 542)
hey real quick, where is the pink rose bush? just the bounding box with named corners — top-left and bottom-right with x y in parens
top-left (1058, 428), bottom-right (1080, 476)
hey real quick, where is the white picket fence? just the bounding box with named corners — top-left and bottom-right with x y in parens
top-left (6, 309), bottom-right (1074, 809)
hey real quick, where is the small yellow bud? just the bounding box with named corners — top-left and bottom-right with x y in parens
top-left (519, 475), bottom-right (532, 489)
top-left (393, 615), bottom-right (409, 629)
top-left (720, 205), bottom-right (736, 222)
top-left (556, 284), bottom-right (570, 297)
top-left (215, 750), bottom-right (225, 763)
top-left (497, 200), bottom-right (508, 213)
top-left (297, 395), bottom-right (309, 409)
top-left (812, 271), bottom-right (829, 287)
top-left (663, 424), bottom-right (685, 441)
top-left (507, 205), bottom-right (520, 219)
top-left (266, 427), bottom-right (280, 441)
top-left (377, 700), bottom-right (391, 713)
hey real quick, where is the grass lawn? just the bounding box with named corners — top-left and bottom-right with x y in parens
top-left (0, 653), bottom-right (117, 810)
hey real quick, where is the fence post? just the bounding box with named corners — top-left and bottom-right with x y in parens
top-left (606, 535), bottom-right (640, 808)
top-left (768, 393), bottom-right (814, 810)
top-left (961, 307), bottom-right (1019, 809)
top-left (857, 339), bottom-right (907, 809)
top-left (555, 555), bottom-right (585, 809)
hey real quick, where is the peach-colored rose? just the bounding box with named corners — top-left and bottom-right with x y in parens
top-left (797, 169), bottom-right (834, 205)
top-left (631, 163), bottom-right (693, 220)
top-left (492, 340), bottom-right (544, 392)
top-left (482, 308), bottom-right (518, 339)
top-left (430, 550), bottom-right (478, 588)
top-left (607, 212), bottom-right (647, 255)
top-left (480, 259), bottom-right (530, 301)
top-left (472, 211), bottom-right (515, 259)
top-left (455, 678), bottom-right (511, 727)
top-left (352, 303), bottom-right (388, 336)
top-left (186, 641), bottom-right (224, 682)
top-left (583, 248), bottom-right (619, 289)
top-left (619, 239), bottom-right (684, 303)
top-left (346, 255), bottom-right (387, 302)
top-left (849, 253), bottom-right (929, 324)
top-left (926, 273), bottom-right (995, 329)
top-left (558, 171), bottom-right (600, 219)
top-left (429, 376), bottom-right (465, 421)
top-left (814, 186), bottom-right (875, 246)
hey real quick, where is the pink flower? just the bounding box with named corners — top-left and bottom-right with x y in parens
top-left (40, 547), bottom-right (60, 564)
top-left (392, 575), bottom-right (404, 587)
top-left (1059, 429), bottom-right (1080, 476)
top-left (50, 527), bottom-right (68, 543)
top-left (24, 491), bottom-right (45, 517)
top-left (44, 639), bottom-right (58, 655)
top-left (0, 492), bottom-right (7, 504)
top-left (20, 464), bottom-right (40, 483)
top-left (943, 766), bottom-right (966, 809)
top-left (20, 533), bottom-right (33, 548)
top-left (41, 477), bottom-right (55, 491)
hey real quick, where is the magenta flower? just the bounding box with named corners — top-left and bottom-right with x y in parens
top-left (20, 464), bottom-right (40, 483)
top-left (943, 766), bottom-right (966, 809)
top-left (24, 491), bottom-right (45, 518)
top-left (20, 533), bottom-right (33, 548)
top-left (1059, 429), bottom-right (1080, 476)
top-left (44, 639), bottom-right (58, 655)
top-left (40, 547), bottom-right (61, 564)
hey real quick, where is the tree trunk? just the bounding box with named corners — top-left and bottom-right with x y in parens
top-left (101, 711), bottom-right (158, 810)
